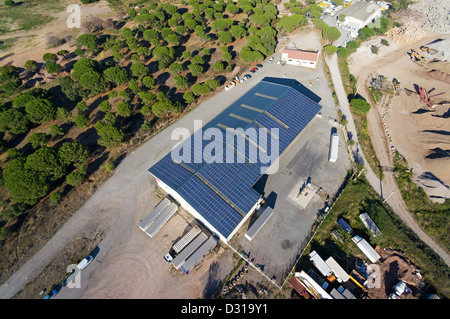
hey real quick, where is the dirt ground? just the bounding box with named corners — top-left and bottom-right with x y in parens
top-left (348, 33), bottom-right (450, 202)
top-left (0, 1), bottom-right (112, 68)
top-left (368, 249), bottom-right (425, 299)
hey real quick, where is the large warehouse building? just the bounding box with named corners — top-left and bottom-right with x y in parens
top-left (148, 80), bottom-right (322, 243)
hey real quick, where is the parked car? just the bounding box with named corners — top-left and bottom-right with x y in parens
top-left (277, 60), bottom-right (281, 65)
top-left (240, 77), bottom-right (245, 82)
top-left (78, 255), bottom-right (94, 270)
top-left (256, 64), bottom-right (263, 68)
top-left (244, 74), bottom-right (251, 79)
top-left (250, 69), bottom-right (256, 73)
top-left (251, 67), bottom-right (258, 72)
top-left (268, 57), bottom-right (274, 63)
top-left (42, 289), bottom-right (58, 299)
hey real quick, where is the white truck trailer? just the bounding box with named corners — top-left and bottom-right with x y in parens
top-left (245, 206), bottom-right (274, 241)
top-left (328, 132), bottom-right (339, 162)
top-left (351, 235), bottom-right (381, 263)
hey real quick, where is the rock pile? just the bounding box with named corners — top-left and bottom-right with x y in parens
top-left (410, 0), bottom-right (450, 34)
top-left (385, 21), bottom-right (427, 45)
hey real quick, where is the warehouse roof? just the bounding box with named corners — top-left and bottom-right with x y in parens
top-left (340, 1), bottom-right (381, 22)
top-left (148, 80), bottom-right (322, 240)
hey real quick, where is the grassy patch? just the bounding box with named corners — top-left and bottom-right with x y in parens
top-left (393, 151), bottom-right (450, 252)
top-left (297, 176), bottom-right (450, 298)
top-left (0, 0), bottom-right (62, 35)
top-left (352, 111), bottom-right (384, 179)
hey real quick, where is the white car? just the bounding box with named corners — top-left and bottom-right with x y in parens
top-left (78, 255), bottom-right (93, 270)
top-left (277, 60), bottom-right (281, 65)
top-left (268, 57), bottom-right (274, 63)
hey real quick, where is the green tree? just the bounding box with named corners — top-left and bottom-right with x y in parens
top-left (229, 25), bottom-right (246, 39)
top-left (3, 158), bottom-right (48, 205)
top-left (49, 124), bottom-right (64, 137)
top-left (0, 109), bottom-right (29, 135)
top-left (169, 63), bottom-right (183, 75)
top-left (205, 79), bottom-right (220, 90)
top-left (213, 62), bottom-right (224, 72)
top-left (25, 97), bottom-right (56, 124)
top-left (76, 33), bottom-right (99, 53)
top-left (24, 60), bottom-right (39, 73)
top-left (56, 107), bottom-right (72, 123)
top-left (43, 53), bottom-right (57, 63)
top-left (59, 141), bottom-right (89, 167)
top-left (151, 95), bottom-right (181, 117)
top-left (28, 133), bottom-right (48, 149)
top-left (71, 58), bottom-right (98, 81)
top-left (337, 47), bottom-right (349, 59)
top-left (183, 91), bottom-right (195, 104)
top-left (192, 83), bottom-right (211, 96)
top-left (58, 76), bottom-right (87, 101)
top-left (218, 31), bottom-right (234, 44)
top-left (45, 62), bottom-right (61, 74)
top-left (173, 75), bottom-right (189, 90)
top-left (103, 66), bottom-right (129, 86)
top-left (323, 27), bottom-right (341, 42)
top-left (142, 76), bottom-right (156, 89)
top-left (350, 98), bottom-right (371, 115)
top-left (25, 147), bottom-right (67, 182)
top-left (188, 63), bottom-right (204, 77)
top-left (75, 114), bottom-right (90, 128)
top-left (78, 70), bottom-right (106, 95)
top-left (116, 102), bottom-right (132, 117)
top-left (66, 172), bottom-right (84, 186)
top-left (94, 121), bottom-right (124, 149)
top-left (211, 19), bottom-right (233, 32)
top-left (130, 63), bottom-right (149, 79)
top-left (99, 100), bottom-right (112, 113)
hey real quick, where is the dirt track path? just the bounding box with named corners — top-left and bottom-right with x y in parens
top-left (326, 53), bottom-right (450, 268)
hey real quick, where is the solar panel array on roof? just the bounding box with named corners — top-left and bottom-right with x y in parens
top-left (149, 80), bottom-right (322, 241)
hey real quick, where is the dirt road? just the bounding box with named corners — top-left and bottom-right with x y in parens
top-left (326, 41), bottom-right (450, 267)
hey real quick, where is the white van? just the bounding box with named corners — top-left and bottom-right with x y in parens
top-left (77, 255), bottom-right (93, 270)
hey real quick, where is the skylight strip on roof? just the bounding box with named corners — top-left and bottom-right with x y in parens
top-left (195, 173), bottom-right (246, 217)
top-left (254, 121), bottom-right (279, 139)
top-left (177, 162), bottom-right (196, 174)
top-left (240, 104), bottom-right (264, 113)
top-left (254, 92), bottom-right (278, 100)
top-left (229, 113), bottom-right (253, 123)
top-left (264, 111), bottom-right (289, 129)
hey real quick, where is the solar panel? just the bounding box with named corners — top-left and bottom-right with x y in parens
top-left (176, 175), bottom-right (243, 237)
top-left (147, 80), bottom-right (322, 240)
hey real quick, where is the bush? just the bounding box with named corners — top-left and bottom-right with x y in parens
top-left (323, 45), bottom-right (338, 56)
top-left (45, 62), bottom-right (61, 74)
top-left (350, 98), bottom-right (371, 115)
top-left (66, 172), bottom-right (84, 186)
top-left (49, 191), bottom-right (62, 204)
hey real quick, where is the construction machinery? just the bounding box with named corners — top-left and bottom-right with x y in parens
top-left (405, 86), bottom-right (444, 109)
top-left (392, 78), bottom-right (401, 93)
top-left (370, 74), bottom-right (383, 90)
top-left (420, 46), bottom-right (438, 55)
top-left (408, 49), bottom-right (429, 64)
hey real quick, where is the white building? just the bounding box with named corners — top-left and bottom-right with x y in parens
top-left (337, 1), bottom-right (387, 33)
top-left (281, 48), bottom-right (319, 68)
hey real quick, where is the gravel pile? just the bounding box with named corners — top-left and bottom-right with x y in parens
top-left (409, 0), bottom-right (450, 34)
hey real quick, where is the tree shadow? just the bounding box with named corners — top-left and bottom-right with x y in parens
top-left (202, 260), bottom-right (222, 299)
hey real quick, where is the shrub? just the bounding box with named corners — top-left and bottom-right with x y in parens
top-left (350, 98), bottom-right (371, 115)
